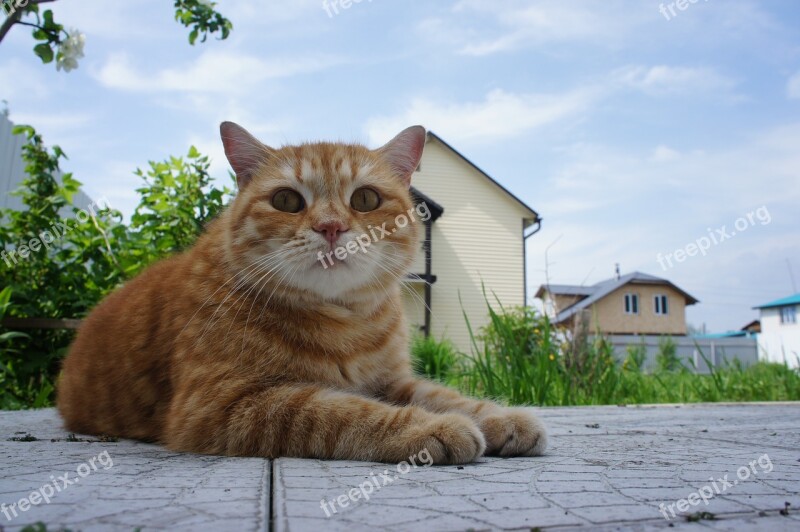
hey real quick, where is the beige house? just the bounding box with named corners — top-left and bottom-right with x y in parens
top-left (535, 272), bottom-right (698, 335)
top-left (402, 132), bottom-right (540, 352)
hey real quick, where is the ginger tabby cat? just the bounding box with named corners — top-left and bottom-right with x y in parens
top-left (57, 123), bottom-right (547, 464)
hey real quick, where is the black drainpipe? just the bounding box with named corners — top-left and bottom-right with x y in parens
top-left (523, 218), bottom-right (542, 306)
top-left (423, 217), bottom-right (433, 337)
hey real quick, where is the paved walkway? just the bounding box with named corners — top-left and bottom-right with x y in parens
top-left (0, 404), bottom-right (798, 531)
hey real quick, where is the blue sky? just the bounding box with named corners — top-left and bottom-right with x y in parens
top-left (2, 0), bottom-right (799, 332)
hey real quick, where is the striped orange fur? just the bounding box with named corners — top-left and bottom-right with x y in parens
top-left (57, 123), bottom-right (547, 464)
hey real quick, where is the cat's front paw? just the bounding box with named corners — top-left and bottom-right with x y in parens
top-left (479, 408), bottom-right (547, 457)
top-left (416, 413), bottom-right (485, 465)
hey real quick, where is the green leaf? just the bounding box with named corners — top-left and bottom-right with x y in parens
top-left (42, 10), bottom-right (55, 28)
top-left (11, 125), bottom-right (35, 138)
top-left (33, 43), bottom-right (54, 64)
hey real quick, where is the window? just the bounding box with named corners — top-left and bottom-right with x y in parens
top-left (654, 295), bottom-right (669, 315)
top-left (780, 306), bottom-right (797, 324)
top-left (624, 293), bottom-right (639, 314)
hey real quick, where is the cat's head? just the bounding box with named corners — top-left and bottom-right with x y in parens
top-left (219, 122), bottom-right (428, 302)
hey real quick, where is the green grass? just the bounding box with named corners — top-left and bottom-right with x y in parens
top-left (411, 334), bottom-right (459, 384)
top-left (412, 296), bottom-right (800, 407)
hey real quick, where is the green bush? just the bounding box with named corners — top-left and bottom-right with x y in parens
top-left (656, 336), bottom-right (681, 372)
top-left (623, 341), bottom-right (647, 372)
top-left (461, 295), bottom-right (561, 406)
top-left (0, 125), bottom-right (231, 408)
top-left (411, 335), bottom-right (458, 383)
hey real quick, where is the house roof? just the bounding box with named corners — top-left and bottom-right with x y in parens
top-left (537, 271), bottom-right (699, 324)
top-left (694, 331), bottom-right (752, 339)
top-left (534, 284), bottom-right (595, 299)
top-left (753, 293), bottom-right (800, 310)
top-left (425, 132), bottom-right (540, 227)
top-left (409, 186), bottom-right (444, 222)
top-left (741, 319), bottom-right (761, 331)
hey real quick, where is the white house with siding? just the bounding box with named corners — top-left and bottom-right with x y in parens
top-left (402, 132), bottom-right (540, 353)
top-left (754, 293), bottom-right (800, 368)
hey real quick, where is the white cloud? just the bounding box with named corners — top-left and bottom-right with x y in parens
top-left (366, 63), bottom-right (738, 149)
top-left (421, 0), bottom-right (781, 60)
top-left (787, 72), bottom-right (800, 99)
top-left (614, 65), bottom-right (738, 96)
top-left (423, 0), bottom-right (648, 56)
top-left (53, 0), bottom-right (160, 41)
top-left (651, 145), bottom-right (681, 163)
top-left (93, 50), bottom-right (343, 94)
top-left (0, 59), bottom-right (51, 102)
top-left (9, 111), bottom-right (94, 132)
top-left (552, 123), bottom-right (800, 213)
top-left (365, 88), bottom-right (598, 145)
top-left (52, 158), bottom-right (143, 221)
top-left (224, 0), bottom-right (323, 24)
top-left (6, 111), bottom-right (97, 156)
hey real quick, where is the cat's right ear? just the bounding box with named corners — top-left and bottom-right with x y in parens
top-left (220, 121), bottom-right (269, 189)
top-left (376, 125), bottom-right (427, 188)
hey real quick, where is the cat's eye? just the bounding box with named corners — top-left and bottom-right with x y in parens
top-left (350, 187), bottom-right (381, 212)
top-left (272, 189), bottom-right (305, 213)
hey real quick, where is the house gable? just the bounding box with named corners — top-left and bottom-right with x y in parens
top-left (590, 284), bottom-right (690, 335)
top-left (424, 133), bottom-right (539, 225)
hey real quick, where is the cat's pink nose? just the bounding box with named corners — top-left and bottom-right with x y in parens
top-left (313, 221), bottom-right (349, 246)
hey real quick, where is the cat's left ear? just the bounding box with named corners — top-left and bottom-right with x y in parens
top-left (220, 121), bottom-right (271, 189)
top-left (376, 125), bottom-right (426, 188)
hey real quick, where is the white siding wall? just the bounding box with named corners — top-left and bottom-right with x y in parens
top-left (0, 114), bottom-right (93, 212)
top-left (402, 138), bottom-right (532, 353)
top-left (758, 306), bottom-right (800, 368)
top-left (0, 114), bottom-right (30, 212)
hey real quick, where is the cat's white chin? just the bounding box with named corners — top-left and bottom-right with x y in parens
top-left (291, 256), bottom-right (391, 300)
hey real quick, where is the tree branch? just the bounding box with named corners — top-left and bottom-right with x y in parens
top-left (0, 0), bottom-right (59, 45)
top-left (0, 10), bottom-right (23, 44)
top-left (89, 212), bottom-right (124, 275)
top-left (15, 20), bottom-right (45, 30)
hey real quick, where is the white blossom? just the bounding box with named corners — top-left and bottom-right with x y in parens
top-left (56, 28), bottom-right (86, 73)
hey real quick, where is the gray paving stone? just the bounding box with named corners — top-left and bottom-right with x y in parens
top-left (274, 403), bottom-right (800, 531)
top-left (2, 403), bottom-right (800, 530)
top-left (0, 409), bottom-right (269, 531)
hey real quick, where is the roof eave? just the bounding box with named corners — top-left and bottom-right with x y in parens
top-left (409, 186), bottom-right (444, 222)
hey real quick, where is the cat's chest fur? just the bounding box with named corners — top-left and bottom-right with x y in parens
top-left (175, 282), bottom-right (408, 395)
